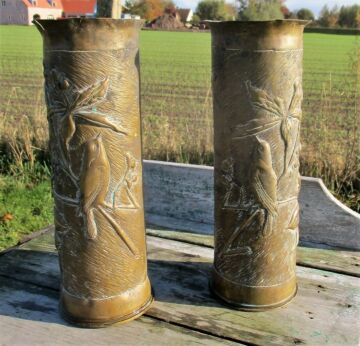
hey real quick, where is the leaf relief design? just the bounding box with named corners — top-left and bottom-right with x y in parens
top-left (233, 80), bottom-right (302, 178)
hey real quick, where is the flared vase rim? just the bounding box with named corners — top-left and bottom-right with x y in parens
top-left (33, 17), bottom-right (144, 33)
top-left (207, 19), bottom-right (311, 26)
top-left (34, 18), bottom-right (144, 24)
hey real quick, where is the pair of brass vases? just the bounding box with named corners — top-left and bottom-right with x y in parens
top-left (35, 18), bottom-right (307, 327)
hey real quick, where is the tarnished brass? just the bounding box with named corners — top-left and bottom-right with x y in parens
top-left (34, 18), bottom-right (153, 327)
top-left (210, 20), bottom-right (308, 310)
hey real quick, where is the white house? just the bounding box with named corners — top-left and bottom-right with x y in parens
top-left (0, 0), bottom-right (63, 25)
top-left (177, 8), bottom-right (193, 23)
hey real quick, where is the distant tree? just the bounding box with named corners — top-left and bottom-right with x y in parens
top-left (124, 0), bottom-right (172, 20)
top-left (124, 0), bottom-right (148, 18)
top-left (196, 0), bottom-right (227, 21)
top-left (224, 2), bottom-right (237, 20)
top-left (338, 5), bottom-right (360, 28)
top-left (163, 0), bottom-right (176, 13)
top-left (191, 14), bottom-right (201, 25)
top-left (280, 4), bottom-right (292, 19)
top-left (146, 0), bottom-right (168, 19)
top-left (238, 0), bottom-right (283, 21)
top-left (318, 5), bottom-right (339, 28)
top-left (296, 8), bottom-right (314, 21)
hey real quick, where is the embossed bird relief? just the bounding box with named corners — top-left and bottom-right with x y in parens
top-left (250, 136), bottom-right (278, 237)
top-left (79, 134), bottom-right (111, 240)
top-left (78, 134), bottom-right (140, 258)
top-left (219, 136), bottom-right (278, 259)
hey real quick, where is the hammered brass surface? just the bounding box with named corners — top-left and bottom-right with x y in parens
top-left (210, 20), bottom-right (308, 310)
top-left (34, 18), bottom-right (152, 326)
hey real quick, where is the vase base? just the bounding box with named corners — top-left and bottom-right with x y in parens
top-left (210, 268), bottom-right (297, 311)
top-left (60, 277), bottom-right (153, 328)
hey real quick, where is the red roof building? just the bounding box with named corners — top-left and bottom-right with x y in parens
top-left (23, 0), bottom-right (62, 10)
top-left (0, 0), bottom-right (97, 25)
top-left (61, 0), bottom-right (96, 18)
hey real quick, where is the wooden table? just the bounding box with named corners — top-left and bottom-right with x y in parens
top-left (0, 226), bottom-right (359, 345)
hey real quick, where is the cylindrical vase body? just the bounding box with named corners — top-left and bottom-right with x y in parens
top-left (35, 19), bottom-right (153, 326)
top-left (210, 20), bottom-right (307, 310)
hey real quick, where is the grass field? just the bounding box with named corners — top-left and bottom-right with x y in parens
top-left (0, 25), bottom-right (359, 249)
top-left (1, 27), bottom-right (358, 120)
top-left (0, 173), bottom-right (53, 250)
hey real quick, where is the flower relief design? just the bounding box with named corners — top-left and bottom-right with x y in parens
top-left (233, 79), bottom-right (303, 178)
top-left (45, 68), bottom-right (140, 258)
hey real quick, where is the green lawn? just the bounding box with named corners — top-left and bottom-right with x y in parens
top-left (1, 26), bottom-right (358, 88)
top-left (1, 25), bottom-right (358, 118)
top-left (0, 175), bottom-right (52, 251)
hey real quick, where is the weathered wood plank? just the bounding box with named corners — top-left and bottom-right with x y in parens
top-left (18, 230), bottom-right (55, 253)
top-left (17, 227), bottom-right (360, 278)
top-left (147, 228), bottom-right (360, 278)
top-left (0, 276), bottom-right (240, 346)
top-left (147, 238), bottom-right (360, 346)
top-left (1, 235), bottom-right (359, 345)
top-left (296, 246), bottom-right (360, 278)
top-left (0, 225), bottom-right (54, 256)
top-left (143, 160), bottom-right (360, 250)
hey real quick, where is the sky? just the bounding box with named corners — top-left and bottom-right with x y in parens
top-left (176, 0), bottom-right (359, 17)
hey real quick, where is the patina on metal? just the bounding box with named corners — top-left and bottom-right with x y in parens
top-left (34, 18), bottom-right (153, 327)
top-left (210, 20), bottom-right (308, 310)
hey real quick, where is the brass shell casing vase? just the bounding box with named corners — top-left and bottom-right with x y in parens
top-left (210, 20), bottom-right (307, 310)
top-left (35, 19), bottom-right (153, 327)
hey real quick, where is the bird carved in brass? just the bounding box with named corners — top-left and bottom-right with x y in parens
top-left (251, 136), bottom-right (278, 237)
top-left (79, 133), bottom-right (111, 240)
top-left (79, 134), bottom-right (139, 257)
top-left (218, 136), bottom-right (278, 258)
